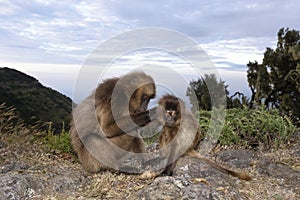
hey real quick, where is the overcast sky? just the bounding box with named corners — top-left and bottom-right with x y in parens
top-left (1, 0), bottom-right (299, 102)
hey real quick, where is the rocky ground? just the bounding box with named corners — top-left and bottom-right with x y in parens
top-left (0, 133), bottom-right (299, 200)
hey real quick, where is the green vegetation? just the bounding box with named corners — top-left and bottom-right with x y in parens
top-left (0, 67), bottom-right (73, 132)
top-left (186, 74), bottom-right (229, 112)
top-left (187, 28), bottom-right (300, 126)
top-left (42, 122), bottom-right (73, 154)
top-left (186, 74), bottom-right (249, 112)
top-left (198, 107), bottom-right (297, 148)
top-left (247, 28), bottom-right (300, 120)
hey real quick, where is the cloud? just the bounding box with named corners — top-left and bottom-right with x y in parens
top-left (0, 0), bottom-right (20, 15)
top-left (1, 0), bottom-right (299, 100)
top-left (200, 37), bottom-right (276, 71)
top-left (106, 0), bottom-right (300, 39)
top-left (1, 0), bottom-right (299, 66)
top-left (0, 0), bottom-right (125, 65)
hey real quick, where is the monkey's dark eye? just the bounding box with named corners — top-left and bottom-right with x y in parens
top-left (166, 110), bottom-right (176, 116)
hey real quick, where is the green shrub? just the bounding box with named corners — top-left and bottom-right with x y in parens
top-left (43, 122), bottom-right (73, 154)
top-left (198, 106), bottom-right (297, 148)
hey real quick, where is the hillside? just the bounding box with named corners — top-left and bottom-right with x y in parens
top-left (0, 67), bottom-right (72, 132)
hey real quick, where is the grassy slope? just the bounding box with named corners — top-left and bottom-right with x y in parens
top-left (0, 67), bottom-right (72, 132)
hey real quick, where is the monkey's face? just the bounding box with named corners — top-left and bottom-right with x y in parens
top-left (161, 100), bottom-right (180, 127)
top-left (158, 94), bottom-right (185, 127)
top-left (129, 83), bottom-right (156, 113)
top-left (163, 109), bottom-right (178, 127)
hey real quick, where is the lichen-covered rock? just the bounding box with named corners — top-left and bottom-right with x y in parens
top-left (0, 161), bottom-right (90, 199)
top-left (216, 150), bottom-right (257, 169)
top-left (173, 156), bottom-right (247, 199)
top-left (258, 158), bottom-right (300, 179)
top-left (0, 173), bottom-right (48, 199)
top-left (137, 176), bottom-right (221, 200)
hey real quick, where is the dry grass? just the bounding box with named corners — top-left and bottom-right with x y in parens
top-left (0, 103), bottom-right (43, 144)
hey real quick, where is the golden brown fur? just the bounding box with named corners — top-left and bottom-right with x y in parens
top-left (70, 71), bottom-right (156, 172)
top-left (157, 94), bottom-right (204, 175)
top-left (141, 94), bottom-right (251, 181)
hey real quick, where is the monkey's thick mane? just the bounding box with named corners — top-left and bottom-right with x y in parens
top-left (94, 71), bottom-right (155, 106)
top-left (120, 71), bottom-right (155, 98)
top-left (95, 77), bottom-right (118, 105)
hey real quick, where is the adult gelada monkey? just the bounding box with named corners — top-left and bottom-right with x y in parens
top-left (70, 71), bottom-right (156, 173)
top-left (141, 94), bottom-right (251, 181)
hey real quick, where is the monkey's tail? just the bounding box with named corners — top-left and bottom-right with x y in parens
top-left (188, 150), bottom-right (252, 181)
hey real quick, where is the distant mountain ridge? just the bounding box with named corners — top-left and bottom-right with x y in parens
top-left (0, 67), bottom-right (72, 132)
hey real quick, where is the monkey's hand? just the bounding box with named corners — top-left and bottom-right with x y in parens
top-left (130, 107), bottom-right (157, 127)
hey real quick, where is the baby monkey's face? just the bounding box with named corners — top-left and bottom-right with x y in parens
top-left (163, 109), bottom-right (178, 127)
top-left (161, 99), bottom-right (182, 127)
top-left (158, 94), bottom-right (184, 127)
